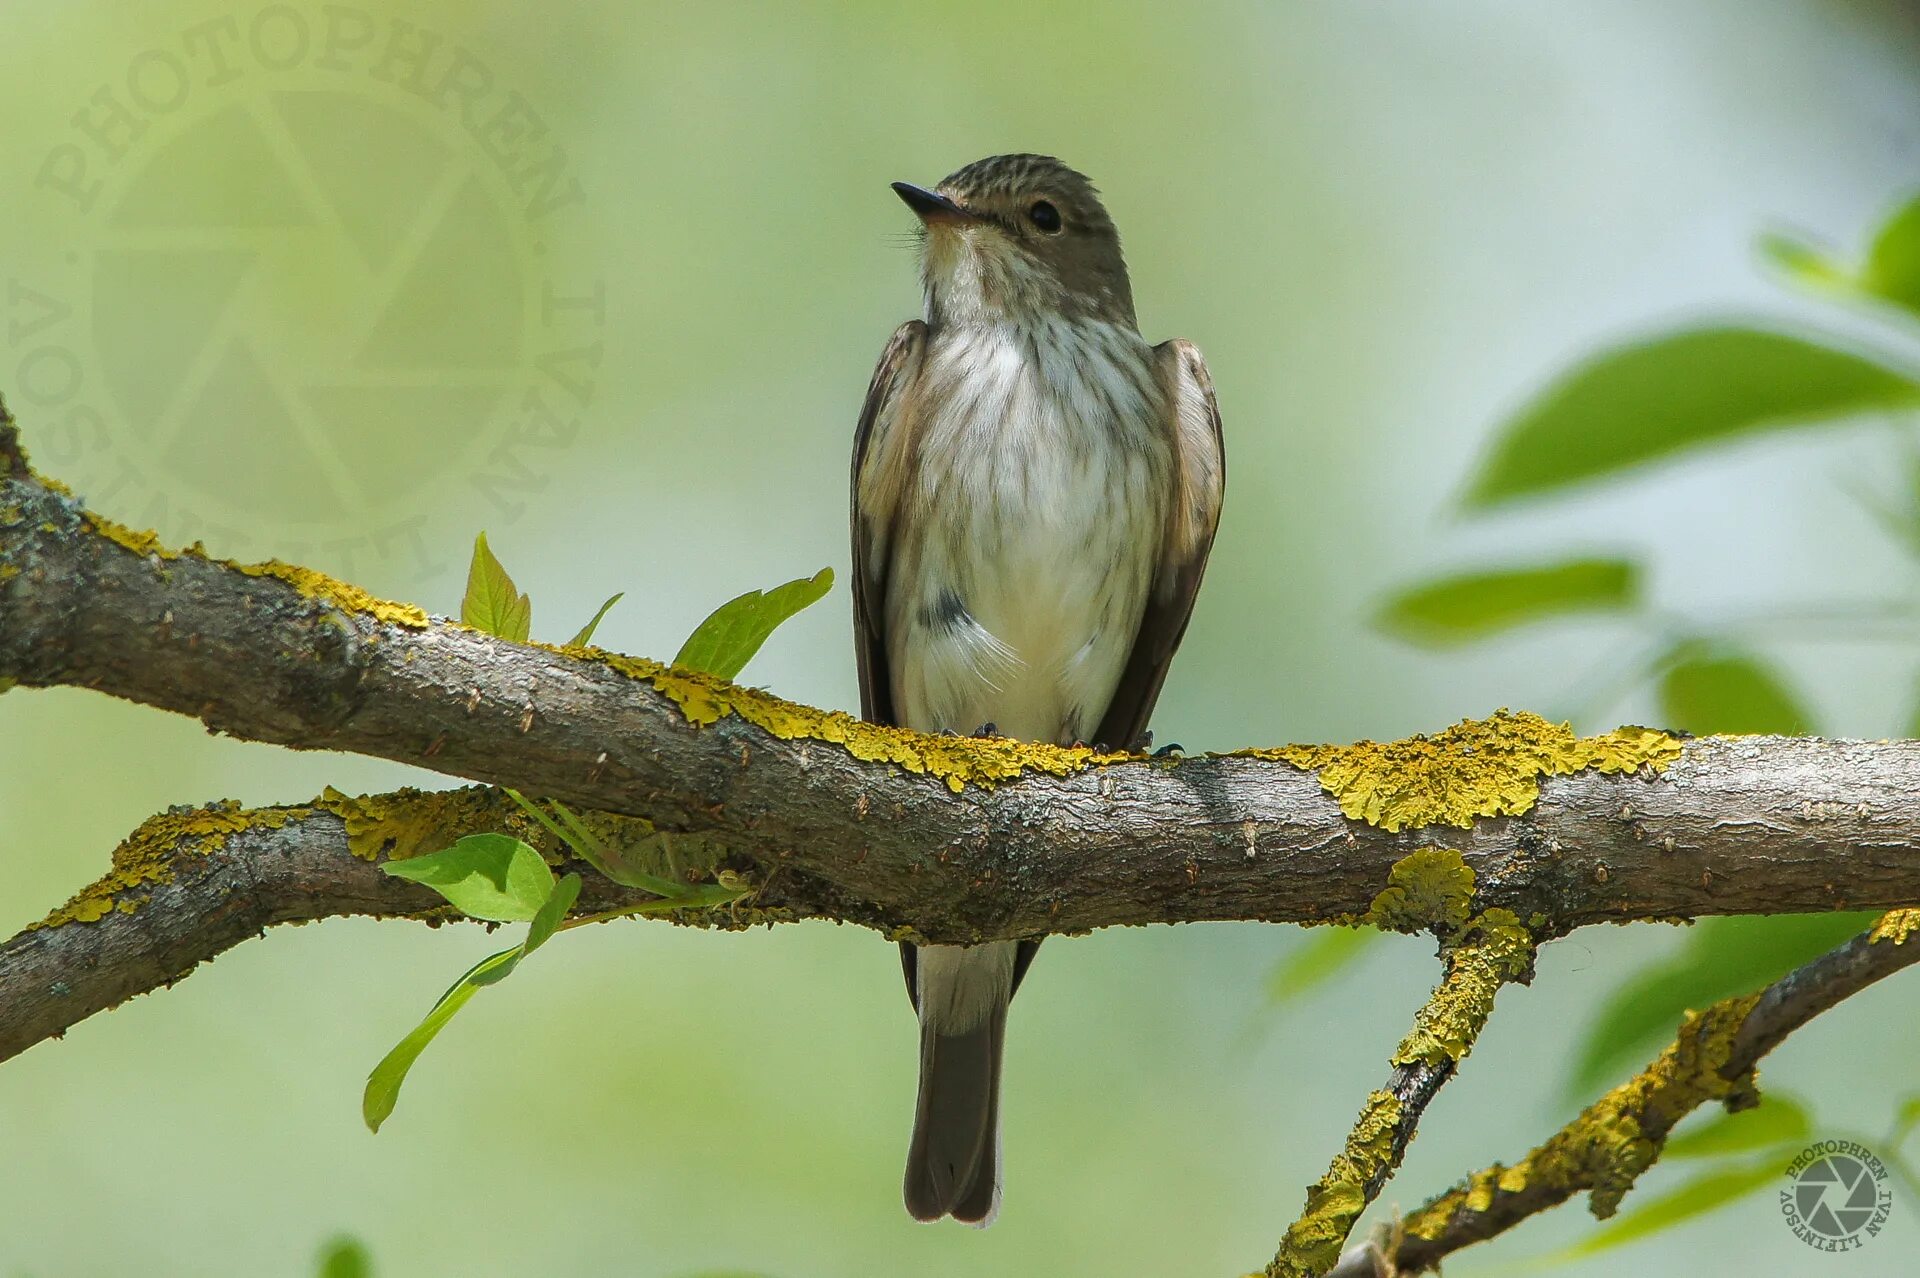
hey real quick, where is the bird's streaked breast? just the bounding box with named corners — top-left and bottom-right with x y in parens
top-left (885, 317), bottom-right (1170, 744)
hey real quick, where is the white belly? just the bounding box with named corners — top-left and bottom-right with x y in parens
top-left (886, 320), bottom-right (1168, 746)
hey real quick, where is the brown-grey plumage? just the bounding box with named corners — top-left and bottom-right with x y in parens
top-left (851, 154), bottom-right (1224, 1224)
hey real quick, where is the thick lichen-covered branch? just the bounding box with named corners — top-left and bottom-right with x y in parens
top-left (8, 411), bottom-right (1920, 949)
top-left (1317, 910), bottom-right (1920, 1275)
top-left (9, 399), bottom-right (1920, 1053)
top-left (1261, 854), bottom-right (1538, 1278)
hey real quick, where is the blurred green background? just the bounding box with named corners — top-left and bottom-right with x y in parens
top-left (6, 1), bottom-right (1920, 1273)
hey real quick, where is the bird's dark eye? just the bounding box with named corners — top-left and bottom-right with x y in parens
top-left (1027, 200), bottom-right (1062, 233)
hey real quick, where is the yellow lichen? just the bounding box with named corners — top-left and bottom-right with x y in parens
top-left (574, 646), bottom-right (1131, 792)
top-left (1366, 848), bottom-right (1477, 934)
top-left (74, 508), bottom-right (430, 629)
top-left (1869, 908), bottom-right (1920, 945)
top-left (232, 559), bottom-right (429, 628)
top-left (34, 802), bottom-right (309, 928)
top-left (84, 512), bottom-right (171, 560)
top-left (1463, 1166), bottom-right (1503, 1212)
top-left (1269, 1090), bottom-right (1404, 1278)
top-left (316, 786), bottom-right (487, 862)
top-left (1392, 908), bottom-right (1534, 1068)
top-left (1403, 990), bottom-right (1762, 1244)
top-left (1244, 710), bottom-right (1682, 832)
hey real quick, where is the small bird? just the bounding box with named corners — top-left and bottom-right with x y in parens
top-left (850, 154), bottom-right (1225, 1224)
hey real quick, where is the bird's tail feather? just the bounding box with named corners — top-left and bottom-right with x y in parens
top-left (903, 1003), bottom-right (1006, 1225)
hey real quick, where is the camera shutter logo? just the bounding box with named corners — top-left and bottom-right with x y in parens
top-left (17, 9), bottom-right (605, 574)
top-left (1781, 1141), bottom-right (1893, 1250)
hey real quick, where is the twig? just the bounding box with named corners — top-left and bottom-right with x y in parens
top-left (1263, 910), bottom-right (1536, 1277)
top-left (1341, 909), bottom-right (1920, 1275)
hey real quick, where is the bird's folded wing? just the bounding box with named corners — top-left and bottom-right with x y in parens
top-left (849, 320), bottom-right (927, 728)
top-left (1092, 337), bottom-right (1226, 752)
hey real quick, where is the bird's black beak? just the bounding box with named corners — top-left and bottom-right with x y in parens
top-left (892, 181), bottom-right (975, 224)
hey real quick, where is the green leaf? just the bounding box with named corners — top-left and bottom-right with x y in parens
top-left (1890, 1093), bottom-right (1920, 1148)
top-left (505, 789), bottom-right (691, 898)
top-left (1656, 645), bottom-right (1813, 736)
top-left (1374, 558), bottom-right (1639, 647)
top-left (461, 532), bottom-right (531, 642)
top-left (362, 869), bottom-right (586, 1133)
top-left (1265, 926), bottom-right (1379, 1007)
top-left (381, 833), bottom-right (556, 922)
top-left (1663, 1093), bottom-right (1811, 1158)
top-left (1565, 912), bottom-right (1874, 1102)
top-left (526, 873), bottom-right (581, 953)
top-left (566, 592), bottom-right (624, 648)
top-left (362, 945), bottom-right (520, 1131)
top-left (1464, 327), bottom-right (1920, 508)
top-left (1757, 231), bottom-right (1853, 293)
top-left (554, 800), bottom-right (692, 897)
top-left (1864, 194), bottom-right (1920, 315)
top-left (317, 1237), bottom-right (372, 1278)
top-left (675, 568), bottom-right (834, 680)
top-left (1557, 1158), bottom-right (1784, 1258)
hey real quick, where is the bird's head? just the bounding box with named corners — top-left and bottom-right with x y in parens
top-left (894, 154), bottom-right (1136, 330)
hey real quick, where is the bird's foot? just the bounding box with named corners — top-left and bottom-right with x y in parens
top-left (1119, 729), bottom-right (1182, 757)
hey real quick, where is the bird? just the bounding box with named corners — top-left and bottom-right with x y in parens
top-left (850, 154), bottom-right (1225, 1225)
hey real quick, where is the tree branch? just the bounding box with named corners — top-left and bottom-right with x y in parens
top-left (0, 786), bottom-right (818, 1064)
top-left (1264, 908), bottom-right (1537, 1277)
top-left (1324, 909), bottom-right (1920, 1275)
top-left (7, 412), bottom-right (1920, 951)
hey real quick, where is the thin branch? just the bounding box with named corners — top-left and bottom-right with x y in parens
top-left (1326, 910), bottom-right (1920, 1275)
top-left (1263, 910), bottom-right (1537, 1278)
